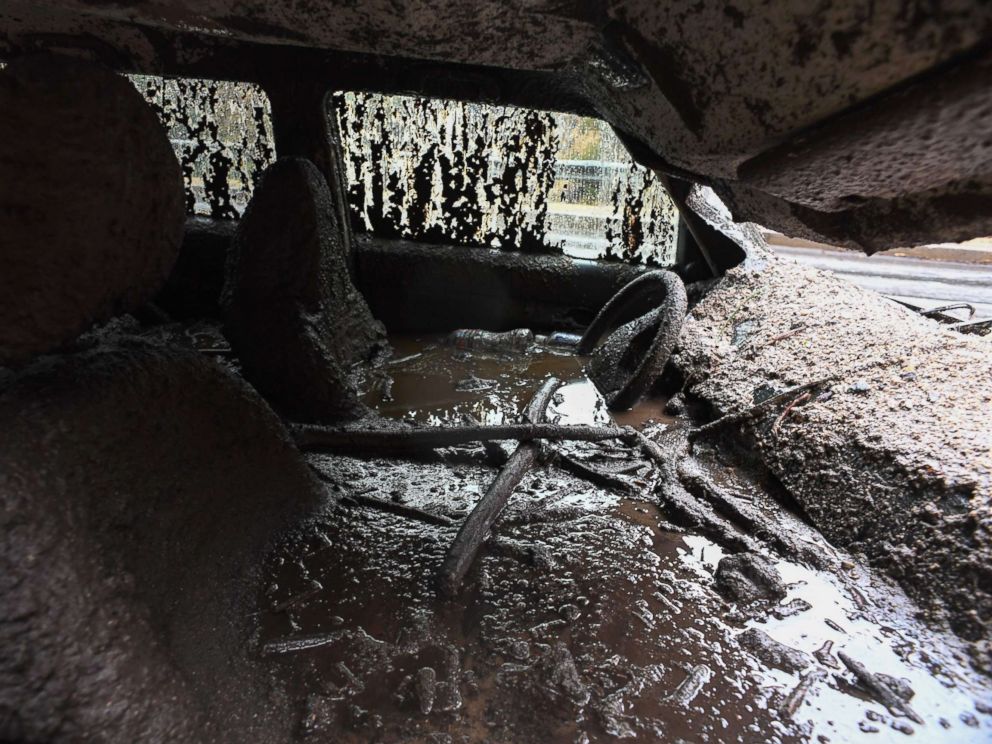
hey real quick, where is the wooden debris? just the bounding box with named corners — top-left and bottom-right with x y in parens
top-left (771, 390), bottom-right (811, 434)
top-left (689, 376), bottom-right (836, 440)
top-left (270, 579), bottom-right (323, 613)
top-left (838, 650), bottom-right (924, 724)
top-left (780, 669), bottom-right (826, 719)
top-left (436, 378), bottom-right (562, 598)
top-left (344, 492), bottom-right (455, 527)
top-left (262, 632), bottom-right (344, 656)
top-left (666, 664), bottom-right (711, 708)
top-left (293, 421), bottom-right (632, 453)
top-left (639, 426), bottom-right (763, 553)
top-left (549, 447), bottom-right (638, 494)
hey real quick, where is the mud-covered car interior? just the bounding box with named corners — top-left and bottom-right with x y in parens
top-left (1, 3), bottom-right (991, 743)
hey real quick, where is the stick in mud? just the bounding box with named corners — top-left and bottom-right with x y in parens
top-left (344, 492), bottom-right (456, 527)
top-left (780, 669), bottom-right (826, 719)
top-left (436, 378), bottom-right (562, 598)
top-left (688, 376), bottom-right (835, 440)
top-left (666, 664), bottom-right (712, 708)
top-left (549, 447), bottom-right (638, 495)
top-left (838, 651), bottom-right (923, 724)
top-left (292, 421), bottom-right (633, 453)
top-left (262, 632), bottom-right (344, 656)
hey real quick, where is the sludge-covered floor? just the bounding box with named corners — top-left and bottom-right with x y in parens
top-left (257, 336), bottom-right (992, 743)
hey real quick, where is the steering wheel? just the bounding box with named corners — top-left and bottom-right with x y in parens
top-left (577, 270), bottom-right (687, 410)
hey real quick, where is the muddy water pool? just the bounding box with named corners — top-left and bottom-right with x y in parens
top-left (260, 335), bottom-right (992, 742)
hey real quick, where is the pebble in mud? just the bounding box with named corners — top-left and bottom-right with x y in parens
top-left (665, 392), bottom-right (687, 416)
top-left (714, 552), bottom-right (788, 604)
top-left (737, 628), bottom-right (811, 673)
top-left (534, 643), bottom-right (591, 710)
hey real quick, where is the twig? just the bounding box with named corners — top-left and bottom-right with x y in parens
top-left (550, 447), bottom-right (638, 495)
top-left (436, 378), bottom-right (562, 597)
top-left (771, 391), bottom-right (811, 434)
top-left (838, 651), bottom-right (923, 724)
top-left (262, 632), bottom-right (344, 656)
top-left (780, 669), bottom-right (826, 719)
top-left (637, 427), bottom-right (763, 553)
top-left (666, 664), bottom-right (711, 708)
top-left (765, 325), bottom-right (806, 345)
top-left (292, 422), bottom-right (634, 453)
top-left (343, 493), bottom-right (455, 527)
top-left (688, 376), bottom-right (836, 440)
top-left (311, 467), bottom-right (455, 526)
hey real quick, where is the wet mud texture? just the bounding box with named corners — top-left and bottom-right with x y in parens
top-left (0, 54), bottom-right (184, 367)
top-left (259, 339), bottom-right (992, 743)
top-left (0, 339), bottom-right (325, 742)
top-left (222, 157), bottom-right (388, 423)
top-left (673, 252), bottom-right (992, 669)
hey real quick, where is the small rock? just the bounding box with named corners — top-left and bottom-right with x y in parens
top-left (534, 643), bottom-right (591, 710)
top-left (715, 553), bottom-right (787, 604)
top-left (738, 628), bottom-right (812, 673)
top-left (434, 681), bottom-right (463, 713)
top-left (773, 598), bottom-right (813, 619)
top-left (455, 375), bottom-right (496, 392)
top-left (664, 393), bottom-right (687, 416)
top-left (509, 640), bottom-right (531, 660)
top-left (849, 380), bottom-right (871, 394)
top-left (877, 674), bottom-right (915, 702)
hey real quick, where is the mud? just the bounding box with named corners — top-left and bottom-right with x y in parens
top-left (0, 337), bottom-right (324, 742)
top-left (257, 335), bottom-right (992, 742)
top-left (673, 250), bottom-right (992, 665)
top-left (336, 92), bottom-right (560, 254)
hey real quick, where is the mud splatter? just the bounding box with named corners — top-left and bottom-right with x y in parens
top-left (131, 75), bottom-right (276, 218)
top-left (259, 335), bottom-right (992, 743)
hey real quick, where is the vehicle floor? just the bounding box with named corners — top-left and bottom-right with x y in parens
top-left (256, 336), bottom-right (992, 743)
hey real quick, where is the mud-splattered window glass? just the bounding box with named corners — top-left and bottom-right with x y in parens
top-left (332, 92), bottom-right (679, 264)
top-left (129, 76), bottom-right (275, 219)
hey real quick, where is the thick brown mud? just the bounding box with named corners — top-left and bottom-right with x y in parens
top-left (258, 335), bottom-right (992, 743)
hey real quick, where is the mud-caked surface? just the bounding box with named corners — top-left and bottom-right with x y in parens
top-left (0, 338), bottom-right (324, 742)
top-left (0, 54), bottom-right (184, 367)
top-left (258, 338), bottom-right (992, 742)
top-left (672, 253), bottom-right (992, 665)
top-left (223, 157), bottom-right (388, 422)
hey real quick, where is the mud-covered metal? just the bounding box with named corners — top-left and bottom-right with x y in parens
top-left (131, 76), bottom-right (275, 219)
top-left (333, 92), bottom-right (679, 263)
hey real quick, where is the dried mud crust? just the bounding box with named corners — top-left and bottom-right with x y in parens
top-left (672, 254), bottom-right (992, 664)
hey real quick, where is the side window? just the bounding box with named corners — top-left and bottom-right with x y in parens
top-left (129, 76), bottom-right (275, 219)
top-left (332, 92), bottom-right (679, 265)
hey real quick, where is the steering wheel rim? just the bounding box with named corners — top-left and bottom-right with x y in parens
top-left (579, 270), bottom-right (687, 410)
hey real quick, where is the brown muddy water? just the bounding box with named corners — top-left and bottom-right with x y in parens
top-left (259, 335), bottom-right (992, 743)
